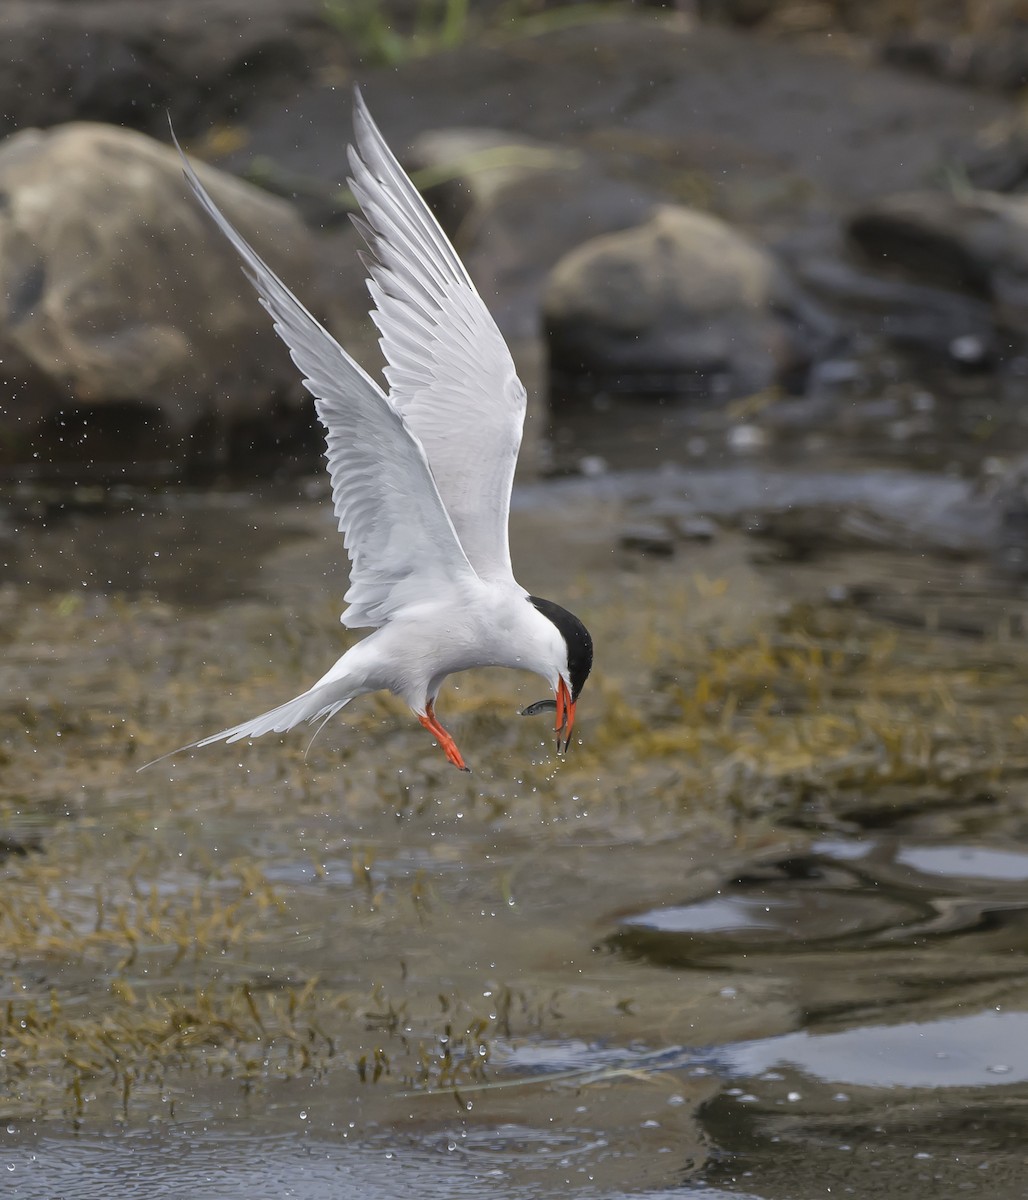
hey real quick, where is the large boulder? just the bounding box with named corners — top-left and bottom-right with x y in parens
top-left (0, 121), bottom-right (337, 469)
top-left (882, 29), bottom-right (1028, 94)
top-left (406, 126), bottom-right (654, 472)
top-left (785, 227), bottom-right (999, 367)
top-left (0, 0), bottom-right (328, 138)
top-left (410, 127), bottom-right (653, 341)
top-left (848, 190), bottom-right (1028, 338)
top-left (543, 205), bottom-right (808, 399)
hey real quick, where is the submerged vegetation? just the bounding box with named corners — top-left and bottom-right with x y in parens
top-left (3, 536), bottom-right (1028, 1119)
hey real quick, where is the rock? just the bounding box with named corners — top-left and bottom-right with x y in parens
top-left (412, 128), bottom-right (578, 223)
top-left (674, 515), bottom-right (718, 542)
top-left (217, 13), bottom-right (1011, 411)
top-left (409, 127), bottom-right (653, 341)
top-left (405, 125), bottom-right (653, 475)
top-left (577, 455), bottom-right (609, 478)
top-left (986, 453), bottom-right (1028, 576)
top-left (0, 122), bottom-right (337, 469)
top-left (543, 205), bottom-right (807, 399)
top-left (695, 0), bottom-right (777, 27)
top-left (881, 29), bottom-right (1028, 94)
top-left (0, 0), bottom-right (328, 138)
top-left (962, 131), bottom-right (1028, 195)
top-left (848, 190), bottom-right (1028, 340)
top-left (789, 234), bottom-right (999, 363)
top-left (743, 505), bottom-right (926, 559)
top-left (213, 14), bottom-right (1010, 233)
top-left (726, 423), bottom-right (769, 452)
top-left (619, 523), bottom-right (676, 556)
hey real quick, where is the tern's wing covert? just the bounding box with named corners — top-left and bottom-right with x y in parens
top-left (175, 134), bottom-right (477, 628)
top-left (348, 88), bottom-right (527, 586)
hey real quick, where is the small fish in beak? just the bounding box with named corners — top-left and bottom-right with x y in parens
top-left (520, 679), bottom-right (576, 753)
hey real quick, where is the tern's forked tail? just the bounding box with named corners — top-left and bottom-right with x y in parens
top-left (136, 682), bottom-right (357, 772)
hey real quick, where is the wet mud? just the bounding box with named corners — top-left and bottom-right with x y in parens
top-left (4, 459), bottom-right (1028, 1197)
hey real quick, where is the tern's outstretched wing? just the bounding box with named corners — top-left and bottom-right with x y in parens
top-left (348, 89), bottom-right (527, 586)
top-left (175, 137), bottom-right (478, 629)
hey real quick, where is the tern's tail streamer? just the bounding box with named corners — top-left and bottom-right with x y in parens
top-left (137, 683), bottom-right (357, 771)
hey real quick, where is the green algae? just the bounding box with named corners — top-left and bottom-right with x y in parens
top-left (4, 540), bottom-right (1028, 1119)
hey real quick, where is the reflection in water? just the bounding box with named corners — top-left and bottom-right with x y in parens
top-left (8, 476), bottom-right (1028, 1199)
top-left (701, 1085), bottom-right (1028, 1199)
top-left (619, 897), bottom-right (783, 935)
top-left (894, 844), bottom-right (1028, 882)
top-left (1, 1119), bottom-right (736, 1200)
top-left (0, 482), bottom-right (339, 606)
top-left (605, 837), bottom-right (1028, 1196)
top-left (724, 1008), bottom-right (1028, 1089)
top-left (608, 838), bottom-right (1028, 987)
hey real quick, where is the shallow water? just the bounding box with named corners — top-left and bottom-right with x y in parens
top-left (4, 468), bottom-right (1028, 1198)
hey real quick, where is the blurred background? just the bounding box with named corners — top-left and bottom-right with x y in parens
top-left (7, 3), bottom-right (1028, 1197)
top-left (6, 0), bottom-right (1028, 486)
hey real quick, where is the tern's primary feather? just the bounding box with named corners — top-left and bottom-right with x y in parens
top-left (173, 133), bottom-right (477, 629)
top-left (141, 98), bottom-right (593, 774)
top-left (348, 90), bottom-right (527, 585)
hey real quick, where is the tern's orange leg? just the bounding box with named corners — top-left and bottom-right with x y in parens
top-left (418, 700), bottom-right (470, 772)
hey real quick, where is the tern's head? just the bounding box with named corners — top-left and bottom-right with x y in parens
top-left (521, 595), bottom-right (593, 752)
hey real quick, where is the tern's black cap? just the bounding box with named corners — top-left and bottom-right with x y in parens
top-left (528, 596), bottom-right (593, 700)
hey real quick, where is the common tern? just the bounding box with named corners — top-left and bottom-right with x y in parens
top-left (148, 91), bottom-right (593, 773)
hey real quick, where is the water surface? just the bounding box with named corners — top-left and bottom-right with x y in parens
top-left (4, 469), bottom-right (1028, 1198)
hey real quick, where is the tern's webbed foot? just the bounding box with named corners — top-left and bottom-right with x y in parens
top-left (418, 704), bottom-right (469, 772)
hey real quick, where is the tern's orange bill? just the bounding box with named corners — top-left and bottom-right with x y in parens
top-left (555, 677), bottom-right (576, 753)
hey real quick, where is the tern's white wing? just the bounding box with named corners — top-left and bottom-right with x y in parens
top-left (348, 89), bottom-right (527, 586)
top-left (176, 139), bottom-right (478, 629)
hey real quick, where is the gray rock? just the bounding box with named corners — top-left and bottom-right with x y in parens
top-left (516, 462), bottom-right (998, 559)
top-left (543, 205), bottom-right (804, 399)
top-left (696, 0), bottom-right (776, 26)
top-left (214, 13), bottom-right (1013, 412)
top-left (848, 190), bottom-right (1028, 337)
top-left (790, 237), bottom-right (999, 362)
top-left (674, 515), bottom-right (718, 542)
top-left (882, 29), bottom-right (1028, 94)
top-left (410, 127), bottom-right (653, 341)
top-left (986, 453), bottom-right (1028, 576)
top-left (962, 128), bottom-right (1028, 194)
top-left (0, 0), bottom-right (327, 138)
top-left (619, 522), bottom-right (676, 556)
top-left (412, 127), bottom-right (579, 222)
top-left (0, 122), bottom-right (336, 468)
